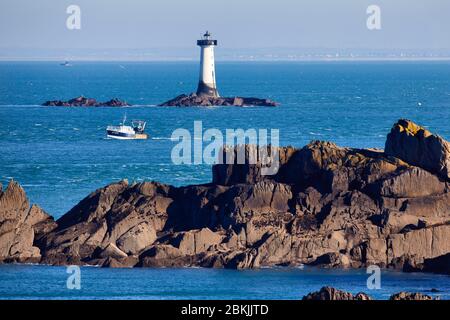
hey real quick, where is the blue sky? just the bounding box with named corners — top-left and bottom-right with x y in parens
top-left (0, 0), bottom-right (449, 59)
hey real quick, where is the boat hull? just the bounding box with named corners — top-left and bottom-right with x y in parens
top-left (106, 130), bottom-right (148, 140)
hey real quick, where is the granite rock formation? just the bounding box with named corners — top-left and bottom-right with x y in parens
top-left (0, 181), bottom-right (56, 263)
top-left (302, 287), bottom-right (436, 300)
top-left (389, 291), bottom-right (435, 300)
top-left (159, 93), bottom-right (278, 107)
top-left (43, 96), bottom-right (130, 107)
top-left (385, 119), bottom-right (450, 180)
top-left (302, 286), bottom-right (372, 300)
top-left (1, 119), bottom-right (449, 275)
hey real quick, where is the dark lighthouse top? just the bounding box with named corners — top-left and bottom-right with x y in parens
top-left (197, 31), bottom-right (217, 46)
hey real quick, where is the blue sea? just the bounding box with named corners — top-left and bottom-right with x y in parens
top-left (0, 61), bottom-right (450, 299)
top-left (0, 264), bottom-right (449, 300)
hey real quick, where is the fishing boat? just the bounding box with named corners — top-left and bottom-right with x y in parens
top-left (106, 116), bottom-right (148, 140)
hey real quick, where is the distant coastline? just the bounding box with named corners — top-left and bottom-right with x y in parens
top-left (2, 57), bottom-right (450, 62)
top-left (2, 47), bottom-right (450, 62)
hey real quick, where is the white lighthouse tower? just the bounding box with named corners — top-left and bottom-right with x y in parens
top-left (196, 31), bottom-right (219, 97)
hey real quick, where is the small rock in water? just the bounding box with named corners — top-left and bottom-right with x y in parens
top-left (389, 292), bottom-right (435, 300)
top-left (302, 287), bottom-right (438, 300)
top-left (302, 287), bottom-right (372, 300)
top-left (42, 96), bottom-right (130, 107)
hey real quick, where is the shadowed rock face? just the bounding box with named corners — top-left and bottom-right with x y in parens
top-left (1, 119), bottom-right (450, 274)
top-left (158, 93), bottom-right (278, 107)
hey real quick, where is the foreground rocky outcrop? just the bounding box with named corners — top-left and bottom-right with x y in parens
top-left (302, 287), bottom-right (436, 300)
top-left (43, 96), bottom-right (130, 107)
top-left (1, 119), bottom-right (449, 276)
top-left (0, 181), bottom-right (56, 263)
top-left (159, 93), bottom-right (278, 107)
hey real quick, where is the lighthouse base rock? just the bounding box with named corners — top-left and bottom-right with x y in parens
top-left (1, 119), bottom-right (450, 274)
top-left (159, 93), bottom-right (278, 107)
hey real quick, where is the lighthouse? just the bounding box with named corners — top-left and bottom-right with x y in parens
top-left (196, 31), bottom-right (219, 97)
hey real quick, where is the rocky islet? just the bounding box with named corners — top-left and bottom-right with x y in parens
top-left (42, 96), bottom-right (130, 107)
top-left (158, 93), bottom-right (279, 107)
top-left (42, 94), bottom-right (278, 107)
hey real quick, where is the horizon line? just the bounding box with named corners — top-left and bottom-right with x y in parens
top-left (2, 57), bottom-right (450, 62)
